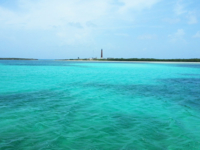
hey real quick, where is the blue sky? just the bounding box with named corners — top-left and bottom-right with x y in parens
top-left (0, 0), bottom-right (200, 59)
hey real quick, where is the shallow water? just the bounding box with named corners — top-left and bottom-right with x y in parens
top-left (0, 60), bottom-right (200, 149)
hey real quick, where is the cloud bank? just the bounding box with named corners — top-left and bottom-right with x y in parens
top-left (0, 0), bottom-right (160, 44)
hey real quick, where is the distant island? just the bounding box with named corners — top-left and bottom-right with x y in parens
top-left (0, 58), bottom-right (38, 60)
top-left (58, 58), bottom-right (200, 62)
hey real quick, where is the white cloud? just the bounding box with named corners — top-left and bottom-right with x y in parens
top-left (174, 0), bottom-right (186, 15)
top-left (0, 0), bottom-right (160, 29)
top-left (0, 0), bottom-right (160, 44)
top-left (163, 18), bottom-right (180, 24)
top-left (193, 31), bottom-right (200, 38)
top-left (187, 12), bottom-right (198, 24)
top-left (115, 33), bottom-right (129, 37)
top-left (138, 34), bottom-right (157, 40)
top-left (175, 29), bottom-right (185, 36)
top-left (119, 0), bottom-right (160, 13)
top-left (174, 0), bottom-right (198, 25)
top-left (4, 0), bottom-right (111, 29)
top-left (169, 29), bottom-right (185, 42)
top-left (0, 0), bottom-right (112, 44)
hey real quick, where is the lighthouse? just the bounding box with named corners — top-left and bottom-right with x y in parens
top-left (101, 49), bottom-right (103, 59)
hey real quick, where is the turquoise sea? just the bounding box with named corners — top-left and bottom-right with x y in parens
top-left (0, 60), bottom-right (200, 150)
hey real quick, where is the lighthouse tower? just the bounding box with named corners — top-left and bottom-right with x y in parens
top-left (101, 49), bottom-right (103, 59)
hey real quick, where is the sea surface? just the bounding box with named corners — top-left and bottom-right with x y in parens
top-left (0, 60), bottom-right (200, 150)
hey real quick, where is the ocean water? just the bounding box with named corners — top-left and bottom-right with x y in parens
top-left (0, 60), bottom-right (200, 150)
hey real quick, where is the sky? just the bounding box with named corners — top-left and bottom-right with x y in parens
top-left (0, 0), bottom-right (200, 59)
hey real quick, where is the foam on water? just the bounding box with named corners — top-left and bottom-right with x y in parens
top-left (0, 60), bottom-right (200, 149)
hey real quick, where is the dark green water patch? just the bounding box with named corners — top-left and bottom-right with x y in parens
top-left (0, 89), bottom-right (70, 108)
top-left (0, 89), bottom-right (92, 149)
top-left (111, 113), bottom-right (200, 149)
top-left (77, 79), bottom-right (200, 114)
top-left (180, 73), bottom-right (200, 76)
top-left (81, 79), bottom-right (200, 100)
top-left (175, 64), bottom-right (200, 69)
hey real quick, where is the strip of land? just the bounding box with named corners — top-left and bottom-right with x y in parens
top-left (58, 58), bottom-right (200, 62)
top-left (0, 58), bottom-right (38, 60)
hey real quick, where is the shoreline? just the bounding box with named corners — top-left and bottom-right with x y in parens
top-left (56, 60), bottom-right (200, 64)
top-left (0, 58), bottom-right (38, 60)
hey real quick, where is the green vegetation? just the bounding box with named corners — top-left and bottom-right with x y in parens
top-left (103, 58), bottom-right (200, 62)
top-left (0, 58), bottom-right (38, 60)
top-left (60, 58), bottom-right (200, 62)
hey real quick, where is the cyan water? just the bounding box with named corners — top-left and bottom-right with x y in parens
top-left (0, 60), bottom-right (200, 150)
